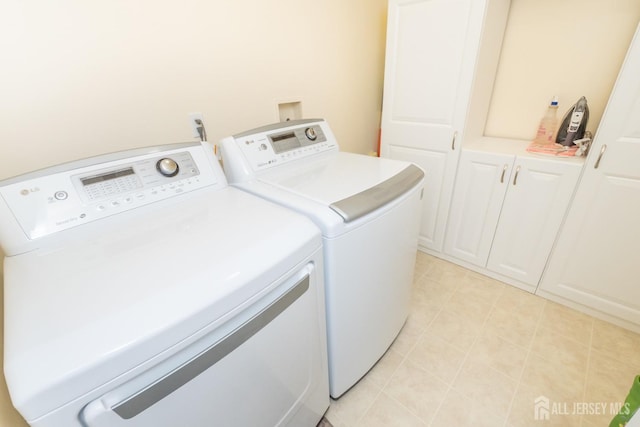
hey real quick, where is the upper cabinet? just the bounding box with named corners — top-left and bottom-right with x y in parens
top-left (538, 25), bottom-right (640, 330)
top-left (380, 0), bottom-right (510, 252)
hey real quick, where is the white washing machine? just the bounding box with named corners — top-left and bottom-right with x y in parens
top-left (0, 141), bottom-right (329, 426)
top-left (220, 119), bottom-right (425, 398)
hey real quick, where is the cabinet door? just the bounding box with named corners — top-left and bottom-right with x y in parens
top-left (444, 150), bottom-right (513, 267)
top-left (380, 0), bottom-right (487, 252)
top-left (386, 146), bottom-right (450, 251)
top-left (538, 26), bottom-right (640, 324)
top-left (487, 157), bottom-right (582, 288)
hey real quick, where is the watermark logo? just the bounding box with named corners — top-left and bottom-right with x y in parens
top-left (533, 396), bottom-right (631, 421)
top-left (534, 396), bottom-right (550, 420)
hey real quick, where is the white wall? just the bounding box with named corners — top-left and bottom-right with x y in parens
top-left (0, 0), bottom-right (388, 181)
top-left (485, 0), bottom-right (640, 140)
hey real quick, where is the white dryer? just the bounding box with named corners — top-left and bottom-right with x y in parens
top-left (0, 142), bottom-right (329, 426)
top-left (220, 119), bottom-right (425, 397)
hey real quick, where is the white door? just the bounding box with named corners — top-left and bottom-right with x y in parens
top-left (538, 25), bottom-right (640, 325)
top-left (487, 157), bottom-right (582, 289)
top-left (444, 150), bottom-right (513, 267)
top-left (386, 145), bottom-right (448, 250)
top-left (380, 0), bottom-right (486, 252)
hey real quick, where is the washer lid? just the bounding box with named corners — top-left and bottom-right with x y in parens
top-left (329, 163), bottom-right (423, 222)
top-left (2, 186), bottom-right (321, 421)
top-left (257, 152), bottom-right (423, 222)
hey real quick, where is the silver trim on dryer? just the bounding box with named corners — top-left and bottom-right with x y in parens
top-left (111, 274), bottom-right (310, 419)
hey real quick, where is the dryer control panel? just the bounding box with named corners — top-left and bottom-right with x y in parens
top-left (0, 142), bottom-right (221, 253)
top-left (221, 119), bottom-right (339, 175)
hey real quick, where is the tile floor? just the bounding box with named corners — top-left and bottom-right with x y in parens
top-left (324, 252), bottom-right (640, 427)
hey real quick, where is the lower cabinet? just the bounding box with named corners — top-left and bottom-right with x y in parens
top-left (443, 150), bottom-right (512, 267)
top-left (386, 144), bottom-right (458, 253)
top-left (444, 148), bottom-right (583, 290)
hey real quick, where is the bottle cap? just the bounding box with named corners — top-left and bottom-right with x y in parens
top-left (550, 96), bottom-right (559, 106)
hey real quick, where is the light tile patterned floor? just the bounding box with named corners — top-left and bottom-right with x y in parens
top-left (325, 252), bottom-right (640, 427)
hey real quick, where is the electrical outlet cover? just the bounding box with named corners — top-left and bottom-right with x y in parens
top-left (188, 113), bottom-right (204, 139)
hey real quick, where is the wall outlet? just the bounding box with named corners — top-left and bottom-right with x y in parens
top-left (188, 112), bottom-right (204, 139)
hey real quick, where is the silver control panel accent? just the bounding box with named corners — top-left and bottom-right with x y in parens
top-left (0, 142), bottom-right (219, 248)
top-left (71, 150), bottom-right (199, 204)
top-left (231, 119), bottom-right (339, 172)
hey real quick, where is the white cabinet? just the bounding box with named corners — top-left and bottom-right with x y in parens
top-left (379, 0), bottom-right (509, 252)
top-left (445, 145), bottom-right (582, 290)
top-left (444, 150), bottom-right (512, 267)
top-left (486, 156), bottom-right (582, 287)
top-left (385, 145), bottom-right (452, 252)
top-left (538, 25), bottom-right (640, 328)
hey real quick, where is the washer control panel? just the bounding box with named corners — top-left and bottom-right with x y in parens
top-left (0, 142), bottom-right (219, 246)
top-left (229, 119), bottom-right (339, 172)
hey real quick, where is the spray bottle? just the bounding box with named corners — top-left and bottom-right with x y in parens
top-left (533, 96), bottom-right (559, 145)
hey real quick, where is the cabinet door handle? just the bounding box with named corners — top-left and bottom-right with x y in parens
top-left (500, 164), bottom-right (508, 183)
top-left (451, 131), bottom-right (457, 150)
top-left (512, 165), bottom-right (521, 186)
top-left (594, 144), bottom-right (607, 169)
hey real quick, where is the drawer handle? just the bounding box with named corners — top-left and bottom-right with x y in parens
top-left (451, 131), bottom-right (458, 150)
top-left (500, 164), bottom-right (508, 184)
top-left (594, 144), bottom-right (607, 169)
top-left (513, 165), bottom-right (521, 186)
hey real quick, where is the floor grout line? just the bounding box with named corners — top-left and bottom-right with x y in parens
top-left (501, 297), bottom-right (548, 427)
top-left (578, 318), bottom-right (596, 427)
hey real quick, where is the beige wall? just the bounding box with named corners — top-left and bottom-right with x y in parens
top-left (485, 0), bottom-right (640, 140)
top-left (0, 0), bottom-right (388, 182)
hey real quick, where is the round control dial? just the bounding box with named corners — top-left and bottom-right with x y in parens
top-left (305, 127), bottom-right (317, 141)
top-left (156, 158), bottom-right (180, 177)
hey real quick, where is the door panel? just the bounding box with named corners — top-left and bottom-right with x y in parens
top-left (387, 145), bottom-right (448, 251)
top-left (380, 0), bottom-right (486, 253)
top-left (382, 0), bottom-right (482, 149)
top-left (487, 158), bottom-right (582, 287)
top-left (444, 150), bottom-right (513, 267)
top-left (388, 0), bottom-right (469, 126)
